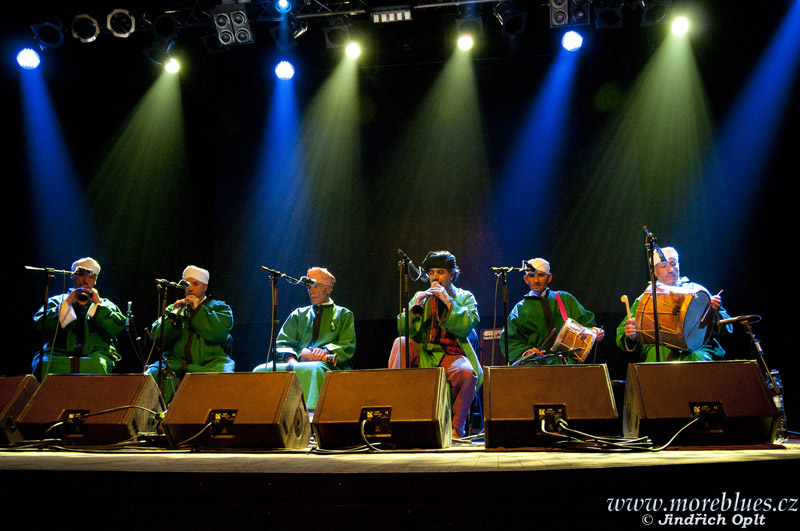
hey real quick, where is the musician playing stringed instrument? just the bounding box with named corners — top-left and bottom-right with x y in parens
top-left (616, 247), bottom-right (732, 362)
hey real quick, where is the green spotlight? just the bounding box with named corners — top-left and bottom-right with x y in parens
top-left (671, 16), bottom-right (690, 36)
top-left (345, 42), bottom-right (361, 58)
top-left (165, 58), bottom-right (180, 73)
top-left (457, 35), bottom-right (474, 51)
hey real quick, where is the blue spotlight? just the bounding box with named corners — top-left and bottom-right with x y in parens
top-left (275, 60), bottom-right (295, 80)
top-left (276, 0), bottom-right (291, 13)
top-left (561, 30), bottom-right (583, 52)
top-left (17, 48), bottom-right (41, 69)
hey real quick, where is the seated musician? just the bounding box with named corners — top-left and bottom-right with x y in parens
top-left (500, 258), bottom-right (604, 365)
top-left (388, 251), bottom-right (481, 440)
top-left (32, 257), bottom-right (126, 377)
top-left (616, 247), bottom-right (731, 362)
top-left (146, 266), bottom-right (234, 402)
top-left (253, 267), bottom-right (355, 413)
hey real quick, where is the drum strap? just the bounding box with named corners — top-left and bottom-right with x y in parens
top-left (555, 292), bottom-right (569, 324)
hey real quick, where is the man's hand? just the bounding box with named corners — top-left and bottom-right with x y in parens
top-left (521, 347), bottom-right (545, 359)
top-left (300, 347), bottom-right (329, 362)
top-left (624, 318), bottom-right (637, 339)
top-left (427, 282), bottom-right (452, 306)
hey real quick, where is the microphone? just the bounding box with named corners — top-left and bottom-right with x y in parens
top-left (656, 247), bottom-right (667, 266)
top-left (125, 301), bottom-right (132, 330)
top-left (717, 315), bottom-right (761, 326)
top-left (397, 249), bottom-right (429, 282)
top-left (155, 278), bottom-right (189, 289)
top-left (643, 226), bottom-right (667, 265)
top-left (298, 276), bottom-right (317, 287)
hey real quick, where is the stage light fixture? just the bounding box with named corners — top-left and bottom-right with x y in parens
top-left (456, 16), bottom-right (483, 40)
top-left (457, 34), bottom-right (474, 51)
top-left (275, 60), bottom-right (295, 80)
top-left (71, 14), bottom-right (100, 43)
top-left (371, 8), bottom-right (412, 23)
top-left (561, 30), bottom-right (583, 51)
top-left (212, 4), bottom-right (255, 47)
top-left (671, 16), bottom-right (689, 36)
top-left (323, 17), bottom-right (350, 48)
top-left (549, 0), bottom-right (590, 28)
top-left (276, 0), bottom-right (291, 14)
top-left (165, 57), bottom-right (181, 73)
top-left (549, 0), bottom-right (568, 27)
top-left (568, 0), bottom-right (590, 25)
top-left (641, 0), bottom-right (671, 26)
top-left (17, 48), bottom-right (41, 70)
top-left (594, 0), bottom-right (623, 29)
top-left (31, 22), bottom-right (65, 50)
top-left (493, 2), bottom-right (527, 38)
top-left (107, 9), bottom-right (136, 38)
top-left (291, 20), bottom-right (308, 40)
top-left (345, 42), bottom-right (362, 58)
top-left (145, 14), bottom-right (177, 65)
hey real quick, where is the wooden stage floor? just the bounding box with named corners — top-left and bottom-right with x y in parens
top-left (2, 439), bottom-right (799, 529)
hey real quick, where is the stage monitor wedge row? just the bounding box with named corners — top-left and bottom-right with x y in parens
top-left (484, 365), bottom-right (618, 448)
top-left (313, 368), bottom-right (451, 450)
top-left (1, 375), bottom-right (39, 444)
top-left (17, 374), bottom-right (162, 445)
top-left (161, 372), bottom-right (311, 449)
top-left (624, 361), bottom-right (779, 446)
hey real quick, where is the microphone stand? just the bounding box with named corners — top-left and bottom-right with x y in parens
top-left (124, 302), bottom-right (147, 370)
top-left (259, 266), bottom-right (311, 372)
top-left (738, 317), bottom-right (778, 392)
top-left (155, 283), bottom-right (169, 396)
top-left (643, 227), bottom-right (663, 363)
top-left (25, 265), bottom-right (71, 380)
top-left (490, 266), bottom-right (521, 365)
top-left (397, 257), bottom-right (411, 369)
top-left (738, 317), bottom-right (787, 438)
top-left (396, 250), bottom-right (427, 369)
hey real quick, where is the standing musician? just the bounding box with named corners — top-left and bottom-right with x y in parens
top-left (147, 266), bottom-right (234, 400)
top-left (32, 257), bottom-right (126, 376)
top-left (388, 250), bottom-right (481, 439)
top-left (253, 267), bottom-right (355, 413)
top-left (616, 247), bottom-right (731, 362)
top-left (500, 258), bottom-right (604, 365)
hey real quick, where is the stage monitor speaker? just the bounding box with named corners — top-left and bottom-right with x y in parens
top-left (1, 375), bottom-right (39, 444)
top-left (484, 365), bottom-right (618, 448)
top-left (479, 328), bottom-right (507, 367)
top-left (313, 368), bottom-right (451, 450)
top-left (17, 374), bottom-right (163, 445)
top-left (161, 372), bottom-right (310, 449)
top-left (624, 361), bottom-right (779, 445)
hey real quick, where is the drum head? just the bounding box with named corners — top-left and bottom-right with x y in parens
top-left (682, 290), bottom-right (712, 351)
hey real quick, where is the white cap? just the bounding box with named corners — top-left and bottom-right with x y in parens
top-left (525, 258), bottom-right (551, 275)
top-left (71, 257), bottom-right (101, 276)
top-left (182, 265), bottom-right (210, 284)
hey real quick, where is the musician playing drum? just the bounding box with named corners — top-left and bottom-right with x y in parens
top-left (616, 247), bottom-right (731, 362)
top-left (500, 258), bottom-right (604, 365)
